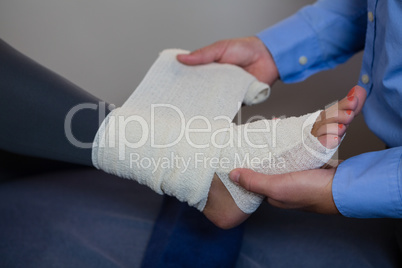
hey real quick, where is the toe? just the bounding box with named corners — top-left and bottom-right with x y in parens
top-left (323, 85), bottom-right (367, 123)
top-left (314, 123), bottom-right (347, 138)
top-left (318, 135), bottom-right (340, 149)
top-left (317, 106), bottom-right (355, 125)
top-left (331, 92), bottom-right (358, 114)
top-left (311, 85), bottom-right (367, 148)
top-left (352, 85), bottom-right (368, 115)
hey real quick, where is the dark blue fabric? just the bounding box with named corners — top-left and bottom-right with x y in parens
top-left (0, 39), bottom-right (111, 167)
top-left (0, 152), bottom-right (162, 268)
top-left (141, 196), bottom-right (244, 268)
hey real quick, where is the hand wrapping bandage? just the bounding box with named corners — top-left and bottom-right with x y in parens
top-left (92, 49), bottom-right (339, 213)
top-left (215, 111), bottom-right (338, 213)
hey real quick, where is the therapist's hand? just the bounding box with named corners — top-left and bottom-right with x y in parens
top-left (229, 167), bottom-right (340, 214)
top-left (177, 36), bottom-right (279, 86)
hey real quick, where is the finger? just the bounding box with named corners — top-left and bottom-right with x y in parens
top-left (229, 168), bottom-right (273, 196)
top-left (176, 41), bottom-right (226, 65)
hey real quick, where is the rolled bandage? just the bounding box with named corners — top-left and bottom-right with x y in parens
top-left (92, 49), bottom-right (270, 211)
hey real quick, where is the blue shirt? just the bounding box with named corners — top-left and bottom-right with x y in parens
top-left (257, 0), bottom-right (402, 218)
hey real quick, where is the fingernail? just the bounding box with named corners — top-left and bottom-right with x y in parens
top-left (338, 124), bottom-right (344, 129)
top-left (347, 86), bottom-right (356, 97)
top-left (229, 170), bottom-right (240, 183)
top-left (347, 95), bottom-right (355, 101)
top-left (346, 110), bottom-right (352, 115)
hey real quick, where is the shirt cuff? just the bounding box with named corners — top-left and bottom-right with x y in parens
top-left (256, 8), bottom-right (324, 83)
top-left (332, 147), bottom-right (402, 218)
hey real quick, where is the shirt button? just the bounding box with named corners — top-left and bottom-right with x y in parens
top-left (299, 56), bottom-right (308, 65)
top-left (361, 74), bottom-right (370, 84)
top-left (368, 11), bottom-right (374, 22)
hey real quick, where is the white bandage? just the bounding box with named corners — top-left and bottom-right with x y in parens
top-left (215, 110), bottom-right (339, 213)
top-left (92, 49), bottom-right (340, 214)
top-left (92, 49), bottom-right (270, 211)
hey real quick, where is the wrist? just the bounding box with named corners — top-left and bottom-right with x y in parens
top-left (253, 36), bottom-right (279, 86)
top-left (265, 48), bottom-right (280, 86)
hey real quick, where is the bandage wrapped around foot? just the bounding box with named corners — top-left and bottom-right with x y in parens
top-left (215, 111), bottom-right (338, 213)
top-left (92, 49), bottom-right (338, 213)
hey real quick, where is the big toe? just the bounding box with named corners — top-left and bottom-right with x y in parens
top-left (351, 85), bottom-right (367, 115)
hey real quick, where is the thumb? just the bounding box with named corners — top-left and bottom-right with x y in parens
top-left (229, 168), bottom-right (271, 196)
top-left (176, 41), bottom-right (226, 66)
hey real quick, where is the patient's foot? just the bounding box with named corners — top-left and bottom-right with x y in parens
top-left (203, 85), bottom-right (366, 229)
top-left (311, 85), bottom-right (367, 149)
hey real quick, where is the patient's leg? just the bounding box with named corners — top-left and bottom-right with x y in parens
top-left (204, 86), bottom-right (365, 228)
top-left (0, 39), bottom-right (110, 166)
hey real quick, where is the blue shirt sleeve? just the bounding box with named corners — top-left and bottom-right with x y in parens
top-left (332, 147), bottom-right (402, 218)
top-left (257, 0), bottom-right (367, 82)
